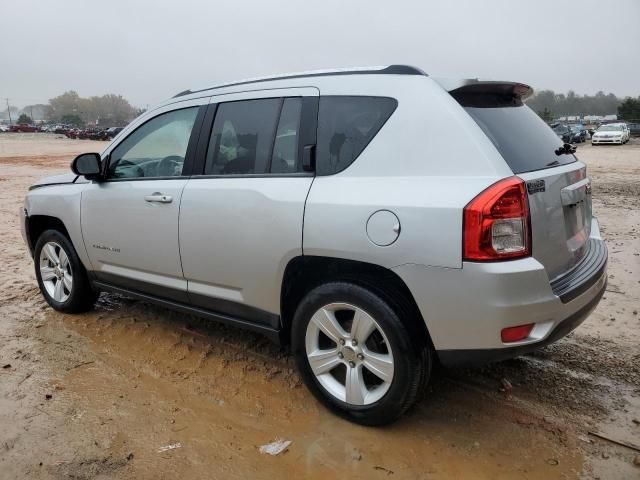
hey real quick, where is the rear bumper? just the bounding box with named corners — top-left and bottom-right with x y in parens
top-left (392, 218), bottom-right (607, 367)
top-left (550, 238), bottom-right (607, 303)
top-left (437, 275), bottom-right (605, 366)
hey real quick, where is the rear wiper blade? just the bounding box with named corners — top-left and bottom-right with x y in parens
top-left (554, 143), bottom-right (577, 156)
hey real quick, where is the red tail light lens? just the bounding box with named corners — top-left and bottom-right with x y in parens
top-left (463, 177), bottom-right (531, 261)
top-left (501, 323), bottom-right (535, 343)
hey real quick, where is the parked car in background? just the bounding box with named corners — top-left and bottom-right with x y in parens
top-left (10, 123), bottom-right (38, 133)
top-left (552, 123), bottom-right (573, 143)
top-left (104, 126), bottom-right (124, 140)
top-left (569, 124), bottom-right (588, 143)
top-left (628, 123), bottom-right (640, 137)
top-left (87, 129), bottom-right (104, 140)
top-left (21, 66), bottom-right (608, 425)
top-left (618, 123), bottom-right (631, 143)
top-left (591, 124), bottom-right (626, 145)
top-left (77, 129), bottom-right (98, 140)
top-left (0, 125), bottom-right (10, 132)
top-left (65, 129), bottom-right (80, 139)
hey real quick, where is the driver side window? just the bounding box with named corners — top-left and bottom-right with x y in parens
top-left (108, 107), bottom-right (199, 179)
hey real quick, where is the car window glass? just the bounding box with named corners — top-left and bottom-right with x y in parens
top-left (108, 107), bottom-right (198, 179)
top-left (271, 98), bottom-right (302, 173)
top-left (316, 96), bottom-right (397, 175)
top-left (205, 98), bottom-right (281, 175)
top-left (464, 105), bottom-right (575, 174)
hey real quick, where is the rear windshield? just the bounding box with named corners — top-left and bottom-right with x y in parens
top-left (463, 104), bottom-right (576, 174)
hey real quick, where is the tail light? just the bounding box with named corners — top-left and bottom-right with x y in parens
top-left (463, 177), bottom-right (531, 261)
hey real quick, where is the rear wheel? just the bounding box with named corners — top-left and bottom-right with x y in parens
top-left (34, 229), bottom-right (98, 313)
top-left (292, 282), bottom-right (430, 425)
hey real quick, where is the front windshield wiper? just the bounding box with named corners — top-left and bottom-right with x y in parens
top-left (554, 143), bottom-right (577, 156)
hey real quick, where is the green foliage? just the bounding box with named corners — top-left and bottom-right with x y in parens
top-left (537, 107), bottom-right (554, 123)
top-left (17, 113), bottom-right (32, 124)
top-left (617, 97), bottom-right (640, 120)
top-left (22, 104), bottom-right (50, 121)
top-left (59, 114), bottom-right (83, 127)
top-left (47, 90), bottom-right (136, 126)
top-left (526, 90), bottom-right (621, 117)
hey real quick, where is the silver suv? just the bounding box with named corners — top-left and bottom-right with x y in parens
top-left (21, 65), bottom-right (607, 425)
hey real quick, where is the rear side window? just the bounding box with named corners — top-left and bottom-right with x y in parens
top-left (205, 99), bottom-right (281, 175)
top-left (316, 96), bottom-right (397, 175)
top-left (461, 103), bottom-right (576, 174)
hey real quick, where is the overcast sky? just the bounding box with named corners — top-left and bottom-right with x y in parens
top-left (2, 0), bottom-right (639, 108)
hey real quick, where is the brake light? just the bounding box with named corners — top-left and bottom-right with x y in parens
top-left (463, 177), bottom-right (531, 261)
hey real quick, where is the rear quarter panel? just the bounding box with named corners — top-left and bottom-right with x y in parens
top-left (303, 76), bottom-right (513, 269)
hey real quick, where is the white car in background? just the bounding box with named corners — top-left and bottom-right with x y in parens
top-left (620, 123), bottom-right (631, 143)
top-left (0, 125), bottom-right (10, 132)
top-left (591, 124), bottom-right (627, 145)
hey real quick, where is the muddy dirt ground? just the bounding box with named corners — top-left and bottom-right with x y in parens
top-left (1, 133), bottom-right (638, 479)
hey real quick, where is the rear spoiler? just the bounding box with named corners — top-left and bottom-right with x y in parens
top-left (433, 78), bottom-right (533, 107)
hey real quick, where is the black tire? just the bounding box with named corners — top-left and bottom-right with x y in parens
top-left (34, 229), bottom-right (98, 313)
top-left (292, 282), bottom-right (431, 426)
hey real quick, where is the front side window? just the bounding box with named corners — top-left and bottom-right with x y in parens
top-left (205, 99), bottom-right (281, 175)
top-left (316, 96), bottom-right (398, 175)
top-left (108, 107), bottom-right (198, 179)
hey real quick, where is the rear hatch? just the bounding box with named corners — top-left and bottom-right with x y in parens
top-left (448, 81), bottom-right (592, 281)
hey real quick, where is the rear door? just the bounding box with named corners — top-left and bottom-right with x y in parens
top-left (453, 84), bottom-right (592, 281)
top-left (179, 87), bottom-right (319, 326)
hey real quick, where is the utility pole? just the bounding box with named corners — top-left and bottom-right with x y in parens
top-left (30, 106), bottom-right (35, 124)
top-left (5, 98), bottom-right (12, 125)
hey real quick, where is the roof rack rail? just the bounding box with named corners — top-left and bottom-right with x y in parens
top-left (172, 64), bottom-right (427, 98)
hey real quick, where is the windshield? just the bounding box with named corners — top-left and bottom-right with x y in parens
top-left (464, 104), bottom-right (576, 174)
top-left (598, 125), bottom-right (623, 132)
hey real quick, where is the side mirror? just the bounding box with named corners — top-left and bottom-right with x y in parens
top-left (71, 153), bottom-right (102, 180)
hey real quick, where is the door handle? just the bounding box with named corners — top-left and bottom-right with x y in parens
top-left (144, 192), bottom-right (173, 203)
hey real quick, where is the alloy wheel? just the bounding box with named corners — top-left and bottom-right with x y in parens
top-left (305, 302), bottom-right (394, 405)
top-left (39, 241), bottom-right (73, 303)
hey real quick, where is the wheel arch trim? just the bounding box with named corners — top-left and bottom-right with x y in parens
top-left (279, 255), bottom-right (435, 349)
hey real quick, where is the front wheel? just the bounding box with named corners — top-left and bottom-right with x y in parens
top-left (292, 282), bottom-right (431, 425)
top-left (34, 229), bottom-right (98, 313)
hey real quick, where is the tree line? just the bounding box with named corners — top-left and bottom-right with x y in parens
top-left (5, 91), bottom-right (142, 127)
top-left (5, 88), bottom-right (640, 127)
top-left (526, 89), bottom-right (640, 122)
top-left (46, 91), bottom-right (141, 127)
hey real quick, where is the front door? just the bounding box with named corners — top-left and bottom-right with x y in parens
top-left (81, 102), bottom-right (204, 302)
